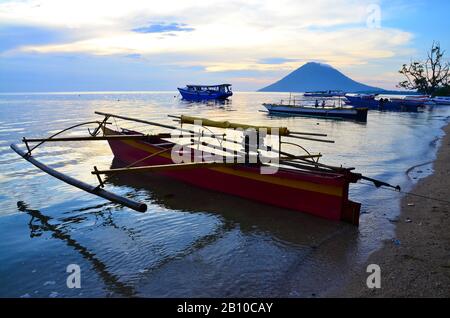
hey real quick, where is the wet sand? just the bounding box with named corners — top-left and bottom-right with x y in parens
top-left (338, 122), bottom-right (450, 297)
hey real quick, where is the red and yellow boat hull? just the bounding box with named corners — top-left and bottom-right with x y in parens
top-left (104, 128), bottom-right (361, 225)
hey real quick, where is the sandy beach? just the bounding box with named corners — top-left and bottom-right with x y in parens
top-left (339, 122), bottom-right (450, 297)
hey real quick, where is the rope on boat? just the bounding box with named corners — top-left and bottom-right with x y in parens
top-left (113, 117), bottom-right (120, 132)
top-left (123, 143), bottom-right (195, 169)
top-left (358, 180), bottom-right (450, 205)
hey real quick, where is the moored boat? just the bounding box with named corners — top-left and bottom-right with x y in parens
top-left (344, 94), bottom-right (379, 108)
top-left (178, 84), bottom-right (232, 100)
top-left (304, 90), bottom-right (346, 97)
top-left (10, 111), bottom-right (401, 226)
top-left (262, 103), bottom-right (368, 122)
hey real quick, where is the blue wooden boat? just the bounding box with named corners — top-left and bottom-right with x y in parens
top-left (178, 84), bottom-right (233, 100)
top-left (345, 94), bottom-right (421, 112)
top-left (345, 94), bottom-right (380, 108)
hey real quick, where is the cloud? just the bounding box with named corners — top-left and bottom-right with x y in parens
top-left (132, 22), bottom-right (194, 33)
top-left (3, 0), bottom-right (411, 65)
top-left (17, 25), bottom-right (412, 67)
top-left (0, 25), bottom-right (72, 53)
top-left (0, 0), bottom-right (421, 90)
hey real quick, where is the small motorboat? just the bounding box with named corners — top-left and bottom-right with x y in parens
top-left (263, 103), bottom-right (368, 122)
top-left (178, 84), bottom-right (232, 100)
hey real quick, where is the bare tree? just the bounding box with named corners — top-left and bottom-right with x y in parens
top-left (398, 42), bottom-right (450, 95)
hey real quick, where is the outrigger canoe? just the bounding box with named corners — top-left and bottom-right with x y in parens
top-left (10, 111), bottom-right (400, 226)
top-left (304, 90), bottom-right (346, 97)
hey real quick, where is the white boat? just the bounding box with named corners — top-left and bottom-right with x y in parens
top-left (262, 103), bottom-right (368, 122)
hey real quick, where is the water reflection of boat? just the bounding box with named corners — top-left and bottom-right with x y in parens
top-left (178, 84), bottom-right (233, 101)
top-left (17, 201), bottom-right (136, 297)
top-left (180, 97), bottom-right (232, 107)
top-left (101, 168), bottom-right (362, 298)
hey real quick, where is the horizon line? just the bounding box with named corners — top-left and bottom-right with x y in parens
top-left (0, 89), bottom-right (415, 95)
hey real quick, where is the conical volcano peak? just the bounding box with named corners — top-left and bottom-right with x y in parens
top-left (259, 62), bottom-right (384, 93)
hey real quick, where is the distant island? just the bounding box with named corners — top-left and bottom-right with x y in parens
top-left (258, 62), bottom-right (384, 93)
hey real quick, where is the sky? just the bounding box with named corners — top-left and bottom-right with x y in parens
top-left (0, 0), bottom-right (449, 92)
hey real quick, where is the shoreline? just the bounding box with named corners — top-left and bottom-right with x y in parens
top-left (337, 122), bottom-right (450, 297)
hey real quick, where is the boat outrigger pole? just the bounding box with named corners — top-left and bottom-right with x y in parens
top-left (10, 111), bottom-right (401, 219)
top-left (9, 117), bottom-right (169, 212)
top-left (10, 144), bottom-right (147, 212)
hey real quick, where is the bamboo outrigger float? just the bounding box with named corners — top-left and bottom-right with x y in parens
top-left (10, 111), bottom-right (400, 226)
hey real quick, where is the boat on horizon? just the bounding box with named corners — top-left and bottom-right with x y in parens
top-left (304, 90), bottom-right (346, 97)
top-left (178, 84), bottom-right (233, 100)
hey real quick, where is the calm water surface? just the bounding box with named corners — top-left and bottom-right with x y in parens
top-left (0, 92), bottom-right (449, 297)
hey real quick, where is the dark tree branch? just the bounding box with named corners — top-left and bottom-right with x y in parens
top-left (398, 42), bottom-right (450, 94)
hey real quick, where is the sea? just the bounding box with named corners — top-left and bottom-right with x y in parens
top-left (0, 91), bottom-right (449, 297)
